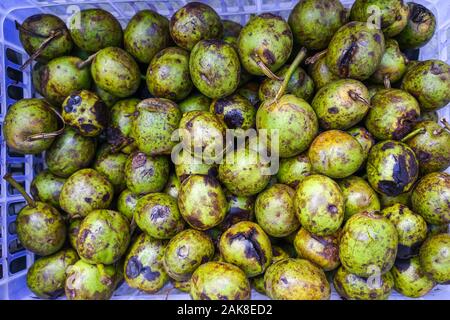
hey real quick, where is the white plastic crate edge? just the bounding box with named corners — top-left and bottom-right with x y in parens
top-left (0, 0), bottom-right (448, 300)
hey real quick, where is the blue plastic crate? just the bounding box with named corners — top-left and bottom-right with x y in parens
top-left (0, 0), bottom-right (448, 300)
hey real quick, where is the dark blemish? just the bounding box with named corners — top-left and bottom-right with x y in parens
top-left (207, 166), bottom-right (218, 178)
top-left (417, 150), bottom-right (431, 162)
top-left (222, 208), bottom-right (251, 230)
top-left (430, 62), bottom-right (444, 75)
top-left (259, 13), bottom-right (282, 21)
top-left (200, 292), bottom-right (211, 300)
top-left (410, 3), bottom-right (431, 24)
top-left (132, 152), bottom-right (147, 169)
top-left (106, 126), bottom-right (127, 147)
top-left (381, 142), bottom-right (395, 151)
top-left (176, 245), bottom-right (188, 259)
top-left (141, 267), bottom-right (160, 281)
top-left (327, 204), bottom-right (338, 215)
top-left (338, 35), bottom-right (358, 77)
top-left (373, 33), bottom-right (382, 44)
top-left (397, 242), bottom-right (422, 259)
top-left (378, 153), bottom-right (417, 196)
top-left (394, 258), bottom-right (411, 272)
top-left (214, 98), bottom-right (230, 114)
top-left (392, 110), bottom-right (418, 140)
top-left (79, 229), bottom-right (91, 243)
top-left (91, 100), bottom-right (109, 127)
top-left (64, 94), bottom-right (81, 113)
top-left (102, 193), bottom-right (110, 202)
top-left (150, 205), bottom-right (169, 221)
top-left (125, 256), bottom-right (142, 279)
top-left (203, 175), bottom-right (219, 188)
top-left (201, 255), bottom-right (209, 264)
top-left (369, 292), bottom-right (378, 299)
top-left (224, 109), bottom-right (244, 129)
top-left (280, 276), bottom-right (288, 285)
top-left (328, 107), bottom-right (339, 114)
top-left (43, 289), bottom-right (65, 299)
top-left (84, 197), bottom-right (92, 204)
top-left (227, 227), bottom-right (266, 266)
top-left (262, 49), bottom-right (276, 65)
top-left (319, 119), bottom-right (331, 130)
top-left (80, 123), bottom-right (98, 134)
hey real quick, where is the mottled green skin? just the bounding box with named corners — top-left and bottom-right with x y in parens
top-left (255, 184), bottom-right (300, 237)
top-left (32, 63), bottom-right (45, 95)
top-left (367, 140), bottom-right (419, 197)
top-left (178, 111), bottom-right (227, 162)
top-left (238, 82), bottom-right (260, 107)
top-left (60, 168), bottom-right (114, 218)
top-left (350, 0), bottom-right (408, 37)
top-left (370, 39), bottom-right (407, 84)
top-left (326, 22), bottom-right (385, 81)
top-left (124, 152), bottom-right (169, 195)
top-left (419, 111), bottom-right (439, 122)
top-left (309, 130), bottom-right (364, 179)
top-left (333, 266), bottom-right (394, 300)
top-left (411, 172), bottom-right (450, 225)
top-left (62, 90), bottom-right (108, 137)
top-left (256, 94), bottom-right (318, 158)
top-left (210, 94), bottom-right (256, 132)
top-left (132, 98), bottom-right (181, 155)
top-left (135, 193), bottom-right (185, 239)
top-left (339, 211), bottom-right (398, 277)
top-left (294, 228), bottom-right (340, 271)
top-left (294, 174), bottom-right (344, 236)
top-left (124, 10), bottom-right (170, 64)
top-left (19, 14), bottom-right (73, 62)
top-left (382, 204), bottom-right (427, 259)
top-left (392, 256), bottom-right (435, 297)
top-left (16, 202), bottom-right (66, 256)
top-left (401, 60), bottom-right (450, 112)
top-left (3, 99), bottom-right (58, 154)
top-left (173, 279), bottom-right (191, 293)
top-left (419, 234), bottom-right (450, 283)
top-left (65, 260), bottom-right (117, 300)
top-left (367, 85), bottom-right (384, 99)
top-left (68, 9), bottom-right (122, 53)
top-left (77, 210), bottom-right (130, 265)
top-left (164, 174), bottom-right (181, 199)
top-left (312, 79), bottom-right (369, 130)
top-left (93, 147), bottom-right (128, 192)
top-left (277, 153), bottom-right (312, 188)
top-left (146, 47), bottom-right (192, 101)
top-left (189, 40), bottom-right (240, 99)
top-left (238, 13), bottom-right (293, 76)
top-left (190, 262), bottom-right (251, 300)
top-left (309, 55), bottom-right (340, 90)
top-left (219, 192), bottom-right (255, 231)
top-left (124, 233), bottom-right (168, 293)
top-left (94, 84), bottom-right (119, 108)
top-left (69, 219), bottom-right (82, 250)
top-left (288, 0), bottom-right (346, 50)
top-left (365, 89), bottom-right (420, 141)
top-left (338, 176), bottom-right (380, 221)
top-left (218, 147), bottom-right (271, 197)
top-left (38, 56), bottom-right (92, 106)
top-left (163, 229), bottom-right (214, 281)
top-left (27, 249), bottom-right (79, 299)
top-left (219, 221), bottom-right (272, 277)
top-left (259, 65), bottom-right (315, 102)
top-left (179, 92), bottom-right (211, 113)
top-left (347, 127), bottom-right (375, 162)
top-left (117, 189), bottom-right (139, 221)
top-left (46, 128), bottom-right (96, 178)
top-left (379, 191), bottom-right (411, 209)
top-left (427, 224), bottom-right (448, 237)
top-left (395, 3), bottom-right (436, 49)
top-left (178, 175), bottom-right (227, 231)
top-left (91, 47), bottom-right (141, 98)
top-left (406, 121), bottom-right (450, 174)
top-left (30, 170), bottom-right (65, 208)
top-left (265, 258), bottom-right (330, 300)
top-left (174, 149), bottom-right (216, 182)
top-left (107, 98), bottom-right (140, 154)
top-left (169, 2), bottom-right (223, 50)
top-left (222, 20), bottom-right (242, 37)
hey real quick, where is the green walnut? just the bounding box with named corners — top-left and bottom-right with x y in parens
top-left (365, 88), bottom-right (420, 141)
top-left (294, 174), bottom-right (344, 236)
top-left (59, 168), bottom-right (114, 218)
top-left (238, 82), bottom-right (260, 107)
top-left (370, 39), bottom-right (408, 85)
top-left (178, 175), bottom-right (227, 230)
top-left (124, 233), bottom-right (168, 293)
top-left (219, 192), bottom-right (255, 231)
top-left (189, 39), bottom-right (240, 99)
top-left (264, 258), bottom-right (330, 300)
top-left (311, 79), bottom-right (370, 130)
top-left (255, 184), bottom-right (300, 237)
top-left (210, 94), bottom-right (256, 132)
top-left (124, 152), bottom-right (170, 195)
top-left (62, 90), bottom-right (108, 137)
top-left (135, 193), bottom-right (185, 239)
top-left (132, 98), bottom-right (182, 155)
top-left (347, 126), bottom-right (376, 161)
top-left (107, 98), bottom-right (140, 154)
top-left (94, 84), bottom-right (119, 108)
top-left (27, 248), bottom-right (79, 299)
top-left (288, 0), bottom-right (346, 50)
top-left (124, 10), bottom-right (170, 64)
top-left (179, 92), bottom-right (211, 113)
top-left (333, 266), bottom-right (394, 300)
top-left (294, 228), bottom-right (340, 271)
top-left (339, 211), bottom-right (398, 277)
top-left (173, 149), bottom-right (217, 182)
top-left (338, 176), bottom-right (380, 221)
top-left (190, 262), bottom-right (251, 300)
top-left (117, 189), bottom-right (140, 221)
top-left (308, 55), bottom-right (340, 90)
top-left (308, 130), bottom-right (364, 179)
top-left (68, 8), bottom-right (123, 52)
top-left (91, 47), bottom-right (141, 98)
top-left (68, 219), bottom-right (82, 250)
top-left (401, 60), bottom-right (450, 112)
top-left (238, 13), bottom-right (293, 76)
top-left (164, 173), bottom-right (181, 199)
top-left (77, 209), bottom-right (130, 265)
top-left (326, 21), bottom-right (385, 80)
top-left (222, 19), bottom-right (242, 37)
top-left (163, 229), bottom-right (215, 281)
top-left (382, 203), bottom-right (428, 259)
top-left (276, 153), bottom-right (313, 188)
top-left (3, 98), bottom-right (58, 154)
top-left (379, 191), bottom-right (411, 209)
top-left (366, 140), bottom-right (419, 197)
top-left (30, 170), bottom-right (65, 209)
top-left (419, 234), bottom-right (450, 284)
top-left (45, 128), bottom-right (96, 178)
top-left (391, 257), bottom-right (435, 298)
top-left (93, 145), bottom-right (128, 192)
top-left (411, 172), bottom-right (450, 225)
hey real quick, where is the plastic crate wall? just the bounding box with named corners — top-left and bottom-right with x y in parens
top-left (0, 0), bottom-right (449, 300)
